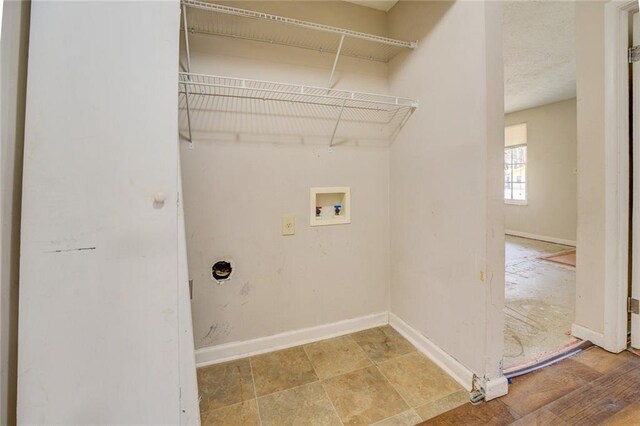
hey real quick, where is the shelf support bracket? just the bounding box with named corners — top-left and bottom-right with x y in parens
top-left (182, 3), bottom-right (194, 149)
top-left (182, 82), bottom-right (194, 149)
top-left (329, 98), bottom-right (347, 147)
top-left (327, 34), bottom-right (345, 89)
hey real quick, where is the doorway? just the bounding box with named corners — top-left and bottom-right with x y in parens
top-left (502, 1), bottom-right (579, 371)
top-left (504, 236), bottom-right (578, 369)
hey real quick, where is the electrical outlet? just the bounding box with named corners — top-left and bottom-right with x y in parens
top-left (282, 214), bottom-right (295, 236)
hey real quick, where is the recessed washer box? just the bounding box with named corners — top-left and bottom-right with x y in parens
top-left (310, 187), bottom-right (351, 226)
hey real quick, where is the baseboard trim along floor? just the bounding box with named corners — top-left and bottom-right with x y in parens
top-left (195, 310), bottom-right (509, 399)
top-left (195, 311), bottom-right (389, 367)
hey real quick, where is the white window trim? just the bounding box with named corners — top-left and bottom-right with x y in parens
top-left (504, 142), bottom-right (527, 205)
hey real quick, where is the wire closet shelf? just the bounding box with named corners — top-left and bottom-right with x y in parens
top-left (179, 73), bottom-right (419, 146)
top-left (180, 0), bottom-right (417, 63)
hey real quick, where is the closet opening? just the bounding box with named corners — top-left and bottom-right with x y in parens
top-left (177, 1), bottom-right (506, 423)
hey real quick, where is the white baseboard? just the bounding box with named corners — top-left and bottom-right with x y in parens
top-left (483, 376), bottom-right (508, 400)
top-left (197, 310), bottom-right (509, 400)
top-left (571, 323), bottom-right (605, 348)
top-left (505, 230), bottom-right (576, 247)
top-left (195, 312), bottom-right (389, 367)
top-left (388, 313), bottom-right (475, 392)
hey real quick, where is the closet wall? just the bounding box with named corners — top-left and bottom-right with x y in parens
top-left (183, 0), bottom-right (506, 389)
top-left (388, 1), bottom-right (505, 381)
top-left (181, 2), bottom-right (392, 351)
top-left (573, 0), bottom-right (606, 340)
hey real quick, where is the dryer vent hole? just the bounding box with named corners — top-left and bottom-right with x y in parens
top-left (212, 261), bottom-right (232, 281)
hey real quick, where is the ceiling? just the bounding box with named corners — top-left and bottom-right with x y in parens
top-left (343, 0), bottom-right (398, 12)
top-left (503, 1), bottom-right (576, 113)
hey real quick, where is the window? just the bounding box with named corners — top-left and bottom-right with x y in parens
top-left (504, 123), bottom-right (527, 203)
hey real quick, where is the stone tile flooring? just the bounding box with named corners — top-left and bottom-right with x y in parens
top-left (197, 326), bottom-right (468, 425)
top-left (504, 236), bottom-right (577, 369)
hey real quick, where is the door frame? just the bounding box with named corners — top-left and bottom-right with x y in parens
top-left (601, 0), bottom-right (635, 352)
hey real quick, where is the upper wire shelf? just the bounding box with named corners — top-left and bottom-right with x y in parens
top-left (180, 0), bottom-right (417, 62)
top-left (178, 72), bottom-right (418, 146)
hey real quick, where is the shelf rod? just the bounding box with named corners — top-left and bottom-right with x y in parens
top-left (328, 34), bottom-right (345, 89)
top-left (182, 4), bottom-right (194, 148)
top-left (330, 99), bottom-right (347, 147)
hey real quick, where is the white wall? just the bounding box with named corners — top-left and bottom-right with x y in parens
top-left (504, 99), bottom-right (577, 244)
top-left (177, 161), bottom-right (200, 425)
top-left (388, 0), bottom-right (505, 381)
top-left (574, 1), bottom-right (606, 337)
top-left (0, 1), bottom-right (30, 424)
top-left (181, 2), bottom-right (391, 350)
top-left (17, 2), bottom-right (193, 423)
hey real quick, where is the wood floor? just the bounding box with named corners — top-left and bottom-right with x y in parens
top-left (421, 346), bottom-right (640, 425)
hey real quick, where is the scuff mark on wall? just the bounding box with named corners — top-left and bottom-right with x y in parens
top-left (44, 246), bottom-right (96, 254)
top-left (200, 321), bottom-right (231, 346)
top-left (240, 282), bottom-right (251, 297)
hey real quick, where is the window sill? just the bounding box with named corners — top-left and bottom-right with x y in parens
top-left (505, 200), bottom-right (528, 206)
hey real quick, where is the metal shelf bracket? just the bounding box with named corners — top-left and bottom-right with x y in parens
top-left (182, 4), bottom-right (194, 149)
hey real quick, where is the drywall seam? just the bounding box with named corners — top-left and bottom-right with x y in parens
top-left (195, 311), bottom-right (389, 367)
top-left (571, 323), bottom-right (605, 349)
top-left (505, 230), bottom-right (576, 247)
top-left (389, 312), bottom-right (475, 392)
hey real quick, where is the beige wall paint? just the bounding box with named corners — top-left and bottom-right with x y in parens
top-left (388, 0), bottom-right (505, 379)
top-left (184, 1), bottom-right (506, 386)
top-left (574, 1), bottom-right (606, 335)
top-left (0, 1), bottom-right (30, 423)
top-left (181, 2), bottom-right (391, 350)
top-left (504, 99), bottom-right (577, 243)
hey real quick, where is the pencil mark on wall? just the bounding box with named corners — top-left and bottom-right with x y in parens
top-left (44, 246), bottom-right (97, 254)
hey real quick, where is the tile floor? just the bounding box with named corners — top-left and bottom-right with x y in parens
top-left (197, 326), bottom-right (469, 426)
top-left (504, 235), bottom-right (577, 368)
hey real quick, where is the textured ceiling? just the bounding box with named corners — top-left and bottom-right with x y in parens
top-left (343, 0), bottom-right (398, 12)
top-left (503, 1), bottom-right (576, 113)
